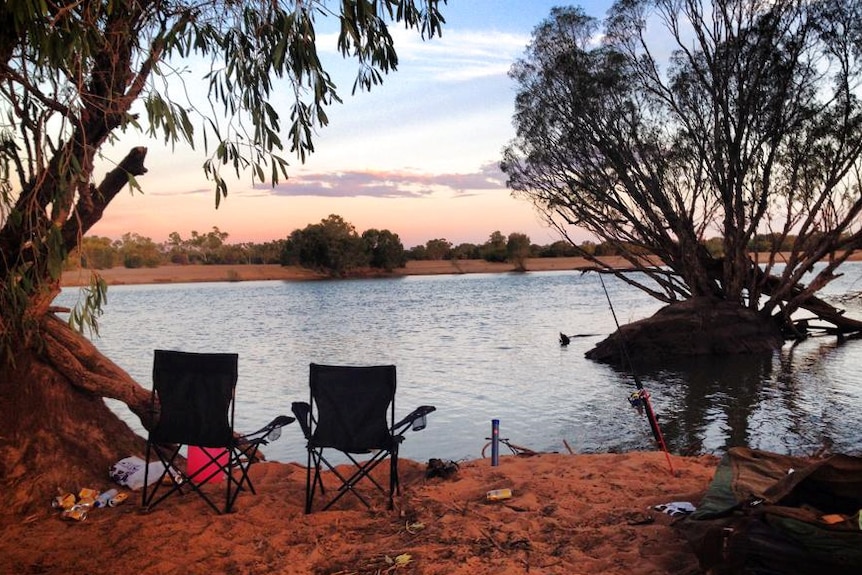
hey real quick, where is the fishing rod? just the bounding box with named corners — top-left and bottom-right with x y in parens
top-left (597, 272), bottom-right (675, 476)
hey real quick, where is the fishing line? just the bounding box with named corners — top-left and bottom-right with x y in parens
top-left (597, 272), bottom-right (675, 475)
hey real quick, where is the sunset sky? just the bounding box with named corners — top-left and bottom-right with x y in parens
top-left (92, 1), bottom-right (614, 249)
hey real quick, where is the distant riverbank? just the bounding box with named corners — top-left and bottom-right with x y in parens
top-left (60, 256), bottom-right (635, 287)
top-left (62, 252), bottom-right (859, 287)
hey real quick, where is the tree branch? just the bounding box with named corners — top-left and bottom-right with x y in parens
top-left (61, 146), bottom-right (148, 252)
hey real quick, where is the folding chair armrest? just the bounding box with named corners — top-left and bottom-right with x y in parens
top-left (393, 405), bottom-right (436, 434)
top-left (239, 414), bottom-right (295, 445)
top-left (291, 401), bottom-right (313, 439)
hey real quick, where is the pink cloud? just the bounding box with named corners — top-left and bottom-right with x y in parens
top-left (256, 162), bottom-right (506, 198)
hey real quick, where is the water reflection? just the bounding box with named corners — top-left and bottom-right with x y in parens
top-left (627, 354), bottom-right (773, 455)
top-left (769, 337), bottom-right (862, 454)
top-left (600, 336), bottom-right (862, 458)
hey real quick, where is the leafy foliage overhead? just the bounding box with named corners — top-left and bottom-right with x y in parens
top-left (0, 0), bottom-right (446, 355)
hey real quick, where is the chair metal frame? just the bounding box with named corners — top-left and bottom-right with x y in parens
top-left (142, 349), bottom-right (293, 514)
top-left (293, 363), bottom-right (435, 513)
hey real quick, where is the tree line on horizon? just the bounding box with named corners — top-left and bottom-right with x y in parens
top-left (70, 213), bottom-right (813, 277)
top-left (69, 214), bottom-right (569, 275)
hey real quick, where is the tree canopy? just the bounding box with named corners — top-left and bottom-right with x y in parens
top-left (280, 214), bottom-right (395, 275)
top-left (0, 0), bottom-right (447, 512)
top-left (502, 0), bottom-right (862, 337)
top-left (0, 0), bottom-right (445, 357)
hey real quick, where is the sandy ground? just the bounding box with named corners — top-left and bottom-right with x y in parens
top-left (59, 257), bottom-right (635, 287)
top-left (0, 451), bottom-right (719, 575)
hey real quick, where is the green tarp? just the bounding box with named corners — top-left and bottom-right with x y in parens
top-left (679, 447), bottom-right (862, 574)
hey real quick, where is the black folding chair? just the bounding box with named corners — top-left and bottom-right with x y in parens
top-left (292, 363), bottom-right (435, 513)
top-left (142, 349), bottom-right (293, 514)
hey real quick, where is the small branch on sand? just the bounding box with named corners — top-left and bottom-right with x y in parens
top-left (480, 529), bottom-right (506, 553)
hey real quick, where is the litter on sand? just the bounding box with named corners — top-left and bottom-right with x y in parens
top-left (653, 501), bottom-right (696, 517)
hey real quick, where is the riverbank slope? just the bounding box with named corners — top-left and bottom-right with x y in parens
top-left (60, 257), bottom-right (633, 287)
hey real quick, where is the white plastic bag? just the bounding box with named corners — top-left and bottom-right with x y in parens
top-left (109, 456), bottom-right (175, 491)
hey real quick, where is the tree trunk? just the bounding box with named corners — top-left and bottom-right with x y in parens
top-left (0, 143), bottom-right (155, 515)
top-left (0, 316), bottom-right (150, 515)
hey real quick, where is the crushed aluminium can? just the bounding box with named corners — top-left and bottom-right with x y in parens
top-left (60, 505), bottom-right (89, 522)
top-left (77, 488), bottom-right (98, 500)
top-left (76, 488), bottom-right (98, 509)
top-left (52, 493), bottom-right (76, 511)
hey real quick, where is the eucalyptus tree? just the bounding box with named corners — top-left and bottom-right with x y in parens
top-left (502, 1), bottom-right (862, 342)
top-left (114, 232), bottom-right (163, 268)
top-left (0, 0), bottom-right (446, 510)
top-left (362, 228), bottom-right (406, 271)
top-left (280, 213), bottom-right (369, 275)
top-left (506, 232), bottom-right (532, 271)
top-left (481, 230), bottom-right (508, 262)
top-left (423, 238), bottom-right (453, 260)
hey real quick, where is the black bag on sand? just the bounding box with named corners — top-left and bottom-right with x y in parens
top-left (425, 458), bottom-right (459, 479)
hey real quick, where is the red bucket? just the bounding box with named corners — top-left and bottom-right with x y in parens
top-left (187, 446), bottom-right (228, 484)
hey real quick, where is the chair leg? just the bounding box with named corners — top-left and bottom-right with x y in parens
top-left (305, 448), bottom-right (313, 514)
top-left (224, 445), bottom-right (259, 514)
top-left (229, 451), bottom-right (253, 495)
top-left (145, 444), bottom-right (230, 515)
top-left (389, 450), bottom-right (398, 510)
top-left (225, 448), bottom-right (234, 513)
top-left (143, 444), bottom-right (211, 512)
top-left (143, 443), bottom-right (180, 510)
top-left (313, 459), bottom-right (325, 498)
top-left (304, 446), bottom-right (400, 513)
top-left (143, 441), bottom-right (152, 508)
top-left (320, 460), bottom-right (374, 511)
top-left (319, 450), bottom-right (393, 511)
top-left (344, 452), bottom-right (388, 494)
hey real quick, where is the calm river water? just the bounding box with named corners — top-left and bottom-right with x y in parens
top-left (57, 264), bottom-right (862, 464)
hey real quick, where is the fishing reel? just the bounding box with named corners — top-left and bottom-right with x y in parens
top-left (628, 389), bottom-right (649, 416)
